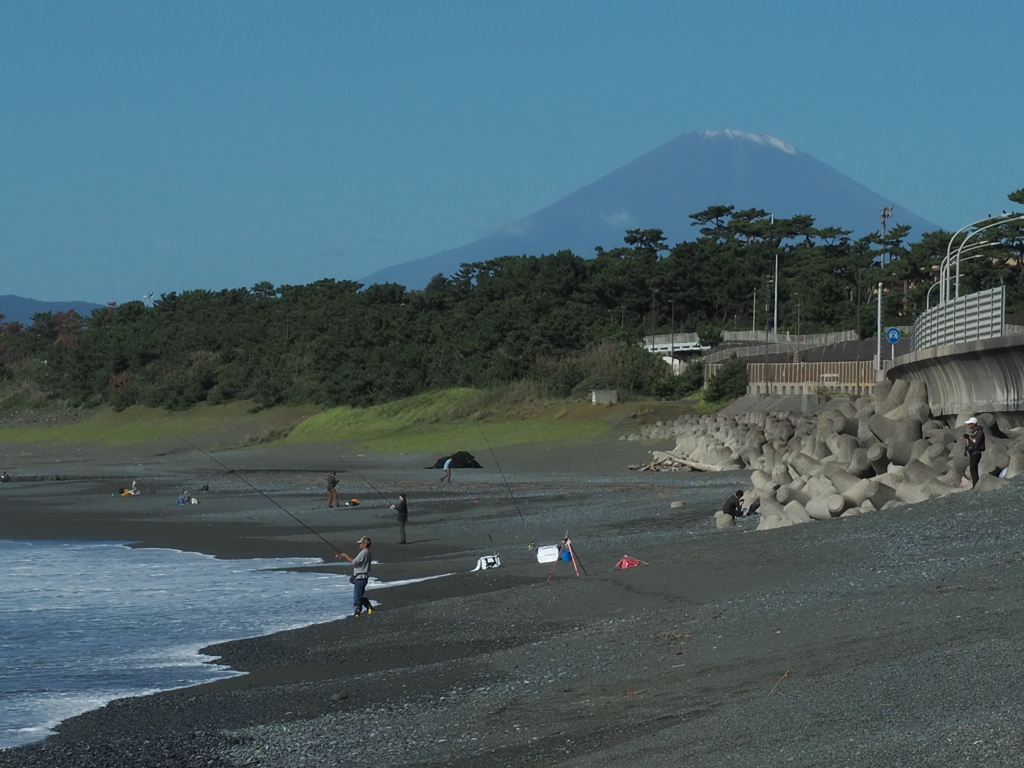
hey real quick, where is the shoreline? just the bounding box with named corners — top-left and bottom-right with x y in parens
top-left (3, 435), bottom-right (1024, 766)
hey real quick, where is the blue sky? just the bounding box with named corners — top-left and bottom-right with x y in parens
top-left (2, 1), bottom-right (1021, 304)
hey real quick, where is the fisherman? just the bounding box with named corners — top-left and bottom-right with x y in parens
top-left (440, 457), bottom-right (453, 483)
top-left (964, 417), bottom-right (986, 489)
top-left (327, 471), bottom-right (340, 508)
top-left (336, 536), bottom-right (374, 616)
top-left (390, 492), bottom-right (409, 544)
top-left (722, 489), bottom-right (745, 518)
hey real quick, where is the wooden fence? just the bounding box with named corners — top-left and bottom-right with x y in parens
top-left (705, 360), bottom-right (885, 397)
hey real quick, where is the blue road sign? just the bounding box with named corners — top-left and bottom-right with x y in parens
top-left (886, 327), bottom-right (902, 344)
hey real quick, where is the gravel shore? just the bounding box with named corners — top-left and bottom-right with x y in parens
top-left (2, 436), bottom-right (1024, 767)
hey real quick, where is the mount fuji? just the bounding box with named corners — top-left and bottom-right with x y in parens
top-left (360, 129), bottom-right (939, 289)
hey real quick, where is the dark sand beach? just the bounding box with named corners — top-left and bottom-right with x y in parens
top-left (2, 433), bottom-right (1024, 767)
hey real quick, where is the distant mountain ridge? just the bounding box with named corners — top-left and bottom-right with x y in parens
top-left (361, 129), bottom-right (940, 289)
top-left (0, 295), bottom-right (105, 325)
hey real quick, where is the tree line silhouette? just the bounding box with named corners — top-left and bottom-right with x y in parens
top-left (1, 193), bottom-right (1021, 411)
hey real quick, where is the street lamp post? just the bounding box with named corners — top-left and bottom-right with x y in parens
top-left (770, 213), bottom-right (778, 336)
top-left (940, 214), bottom-right (1018, 303)
top-left (930, 240), bottom-right (1005, 309)
top-left (954, 214), bottom-right (1024, 299)
top-left (876, 282), bottom-right (883, 381)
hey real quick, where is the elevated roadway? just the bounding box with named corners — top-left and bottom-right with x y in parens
top-left (888, 334), bottom-right (1024, 427)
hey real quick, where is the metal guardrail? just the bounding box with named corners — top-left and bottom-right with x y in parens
top-left (704, 330), bottom-right (860, 364)
top-left (911, 286), bottom-right (1005, 351)
top-left (720, 330), bottom-right (858, 346)
top-left (644, 330), bottom-right (861, 361)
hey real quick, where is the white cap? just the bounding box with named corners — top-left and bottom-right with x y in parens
top-left (964, 417), bottom-right (978, 425)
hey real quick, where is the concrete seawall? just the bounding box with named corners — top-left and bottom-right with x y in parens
top-left (889, 334), bottom-right (1024, 426)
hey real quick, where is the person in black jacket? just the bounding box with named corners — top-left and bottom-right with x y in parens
top-left (722, 490), bottom-right (745, 518)
top-left (964, 417), bottom-right (986, 489)
top-left (390, 493), bottom-right (409, 544)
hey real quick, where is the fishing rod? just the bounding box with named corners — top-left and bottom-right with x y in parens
top-left (158, 425), bottom-right (343, 556)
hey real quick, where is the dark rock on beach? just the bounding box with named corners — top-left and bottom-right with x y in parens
top-left (427, 450), bottom-right (483, 469)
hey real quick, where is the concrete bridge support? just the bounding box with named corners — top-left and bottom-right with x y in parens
top-left (888, 335), bottom-right (1024, 429)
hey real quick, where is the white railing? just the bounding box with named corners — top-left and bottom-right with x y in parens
top-left (642, 333), bottom-right (707, 355)
top-left (911, 286), bottom-right (1005, 351)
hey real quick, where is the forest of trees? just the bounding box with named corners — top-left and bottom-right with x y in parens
top-left (1, 191), bottom-right (1022, 412)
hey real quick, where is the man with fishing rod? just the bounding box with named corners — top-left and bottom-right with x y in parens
top-left (336, 536), bottom-right (374, 617)
top-left (326, 471), bottom-right (340, 508)
top-left (390, 492), bottom-right (409, 545)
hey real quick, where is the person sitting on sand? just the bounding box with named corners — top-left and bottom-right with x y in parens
top-left (722, 490), bottom-right (745, 518)
top-left (0, 471), bottom-right (9, 483)
top-left (177, 488), bottom-right (191, 505)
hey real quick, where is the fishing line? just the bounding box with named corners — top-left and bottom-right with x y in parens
top-left (157, 425), bottom-right (342, 556)
top-left (477, 424), bottom-right (529, 532)
top-left (347, 467), bottom-right (394, 506)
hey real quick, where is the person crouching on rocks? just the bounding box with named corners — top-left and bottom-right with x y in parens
top-left (722, 489), bottom-right (746, 518)
top-left (964, 417), bottom-right (986, 489)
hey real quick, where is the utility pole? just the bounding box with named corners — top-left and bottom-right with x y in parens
top-left (880, 206), bottom-right (894, 266)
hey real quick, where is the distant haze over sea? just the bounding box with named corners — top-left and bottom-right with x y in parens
top-left (361, 129), bottom-right (940, 290)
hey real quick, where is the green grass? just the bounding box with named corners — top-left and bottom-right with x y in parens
top-left (0, 401), bottom-right (318, 446)
top-left (0, 389), bottom-right (709, 452)
top-left (285, 388), bottom-right (618, 452)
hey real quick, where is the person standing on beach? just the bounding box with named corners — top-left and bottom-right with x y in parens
top-left (327, 471), bottom-right (340, 508)
top-left (964, 417), bottom-right (986, 488)
top-left (440, 457), bottom-right (452, 483)
top-left (336, 536), bottom-right (374, 616)
top-left (391, 492), bottom-right (409, 544)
